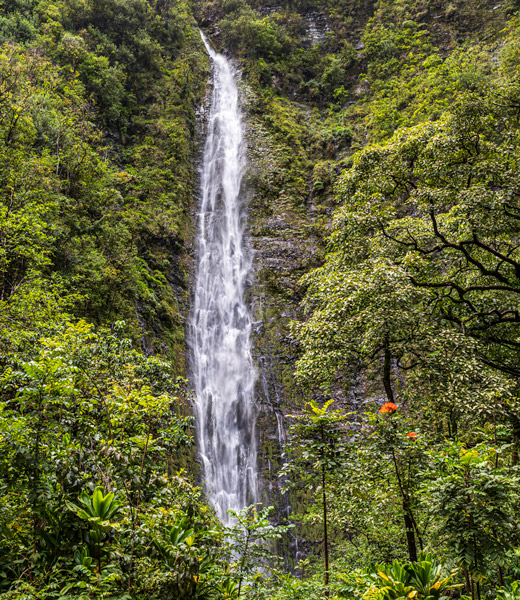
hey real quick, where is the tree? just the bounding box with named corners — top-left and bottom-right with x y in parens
top-left (336, 91), bottom-right (520, 379)
top-left (423, 442), bottom-right (519, 600)
top-left (282, 400), bottom-right (349, 597)
top-left (0, 320), bottom-right (199, 594)
top-left (365, 404), bottom-right (426, 562)
top-left (225, 505), bottom-right (292, 599)
top-left (295, 87), bottom-right (520, 465)
top-left (293, 258), bottom-right (430, 399)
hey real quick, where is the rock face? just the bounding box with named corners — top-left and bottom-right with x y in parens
top-left (186, 0), bottom-right (516, 565)
top-left (304, 11), bottom-right (331, 45)
top-left (237, 83), bottom-right (325, 535)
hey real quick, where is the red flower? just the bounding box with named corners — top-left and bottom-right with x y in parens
top-left (379, 402), bottom-right (398, 414)
top-left (407, 432), bottom-right (418, 439)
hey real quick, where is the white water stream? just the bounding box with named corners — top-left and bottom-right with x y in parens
top-left (189, 32), bottom-right (258, 523)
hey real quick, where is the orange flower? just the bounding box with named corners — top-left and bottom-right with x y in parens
top-left (407, 432), bottom-right (417, 439)
top-left (379, 402), bottom-right (397, 414)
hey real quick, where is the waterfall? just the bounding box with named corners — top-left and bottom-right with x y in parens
top-left (189, 32), bottom-right (258, 524)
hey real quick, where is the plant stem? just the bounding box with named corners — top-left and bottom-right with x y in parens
top-left (383, 334), bottom-right (394, 403)
top-left (237, 524), bottom-right (252, 599)
top-left (322, 462), bottom-right (330, 597)
top-left (390, 448), bottom-right (418, 561)
top-left (128, 428), bottom-right (151, 592)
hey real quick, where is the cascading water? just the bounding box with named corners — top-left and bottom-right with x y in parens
top-left (189, 32), bottom-right (258, 524)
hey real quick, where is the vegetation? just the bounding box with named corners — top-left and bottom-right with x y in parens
top-left (0, 0), bottom-right (208, 365)
top-left (281, 6), bottom-right (520, 600)
top-left (199, 0), bottom-right (520, 597)
top-left (3, 0), bottom-right (520, 597)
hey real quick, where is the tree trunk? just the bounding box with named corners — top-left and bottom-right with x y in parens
top-left (383, 335), bottom-right (394, 403)
top-left (403, 509), bottom-right (417, 562)
top-left (390, 449), bottom-right (419, 563)
top-left (463, 568), bottom-right (471, 596)
top-left (322, 462), bottom-right (329, 598)
top-left (237, 529), bottom-right (251, 599)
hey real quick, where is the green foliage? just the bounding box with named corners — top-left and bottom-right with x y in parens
top-left (0, 0), bottom-right (208, 364)
top-left (149, 517), bottom-right (211, 599)
top-left (0, 321), bottom-right (206, 596)
top-left (3, 0), bottom-right (520, 597)
top-left (224, 505), bottom-right (293, 598)
top-left (423, 443), bottom-right (518, 579)
top-left (289, 73), bottom-right (520, 592)
top-left (252, 553), bottom-right (462, 600)
top-left (498, 581), bottom-right (520, 600)
top-left (277, 4), bottom-right (520, 595)
top-left (71, 487), bottom-right (121, 526)
top-left (282, 400), bottom-right (349, 487)
top-left (337, 553), bottom-right (462, 600)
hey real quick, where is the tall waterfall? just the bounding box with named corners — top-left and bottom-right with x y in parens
top-left (189, 32), bottom-right (258, 523)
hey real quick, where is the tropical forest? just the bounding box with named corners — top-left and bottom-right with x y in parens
top-left (1, 0), bottom-right (520, 598)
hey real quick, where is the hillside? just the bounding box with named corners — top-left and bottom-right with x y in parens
top-left (1, 0), bottom-right (520, 598)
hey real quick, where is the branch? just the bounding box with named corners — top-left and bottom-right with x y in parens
top-left (429, 209), bottom-right (515, 285)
